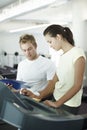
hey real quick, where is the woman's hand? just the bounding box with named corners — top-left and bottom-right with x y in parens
top-left (43, 100), bottom-right (57, 108)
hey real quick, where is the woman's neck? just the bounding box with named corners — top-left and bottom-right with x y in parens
top-left (62, 41), bottom-right (74, 54)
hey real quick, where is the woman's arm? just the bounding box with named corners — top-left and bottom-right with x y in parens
top-left (39, 73), bottom-right (58, 100)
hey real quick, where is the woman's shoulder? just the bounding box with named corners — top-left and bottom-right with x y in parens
top-left (72, 47), bottom-right (86, 61)
top-left (72, 47), bottom-right (85, 55)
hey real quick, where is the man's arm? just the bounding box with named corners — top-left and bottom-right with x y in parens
top-left (20, 73), bottom-right (58, 101)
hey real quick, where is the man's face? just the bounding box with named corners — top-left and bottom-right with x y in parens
top-left (21, 42), bottom-right (37, 60)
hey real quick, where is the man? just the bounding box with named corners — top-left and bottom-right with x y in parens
top-left (16, 34), bottom-right (56, 101)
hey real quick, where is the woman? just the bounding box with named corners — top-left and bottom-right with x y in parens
top-left (43, 24), bottom-right (86, 115)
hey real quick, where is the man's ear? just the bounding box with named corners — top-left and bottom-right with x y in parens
top-left (34, 44), bottom-right (37, 49)
top-left (35, 45), bottom-right (37, 49)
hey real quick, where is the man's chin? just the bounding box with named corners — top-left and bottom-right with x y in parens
top-left (27, 57), bottom-right (32, 60)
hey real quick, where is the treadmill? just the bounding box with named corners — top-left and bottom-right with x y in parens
top-left (0, 81), bottom-right (87, 130)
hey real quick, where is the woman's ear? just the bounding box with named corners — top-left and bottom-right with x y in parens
top-left (56, 34), bottom-right (62, 41)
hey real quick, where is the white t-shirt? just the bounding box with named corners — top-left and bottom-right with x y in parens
top-left (17, 55), bottom-right (56, 94)
top-left (53, 47), bottom-right (86, 107)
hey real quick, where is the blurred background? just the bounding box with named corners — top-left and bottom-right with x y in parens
top-left (0, 0), bottom-right (87, 85)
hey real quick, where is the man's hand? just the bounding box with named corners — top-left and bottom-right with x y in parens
top-left (21, 88), bottom-right (34, 97)
top-left (20, 88), bottom-right (41, 102)
top-left (5, 83), bottom-right (20, 93)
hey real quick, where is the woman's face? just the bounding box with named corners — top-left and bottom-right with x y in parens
top-left (45, 34), bottom-right (61, 51)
